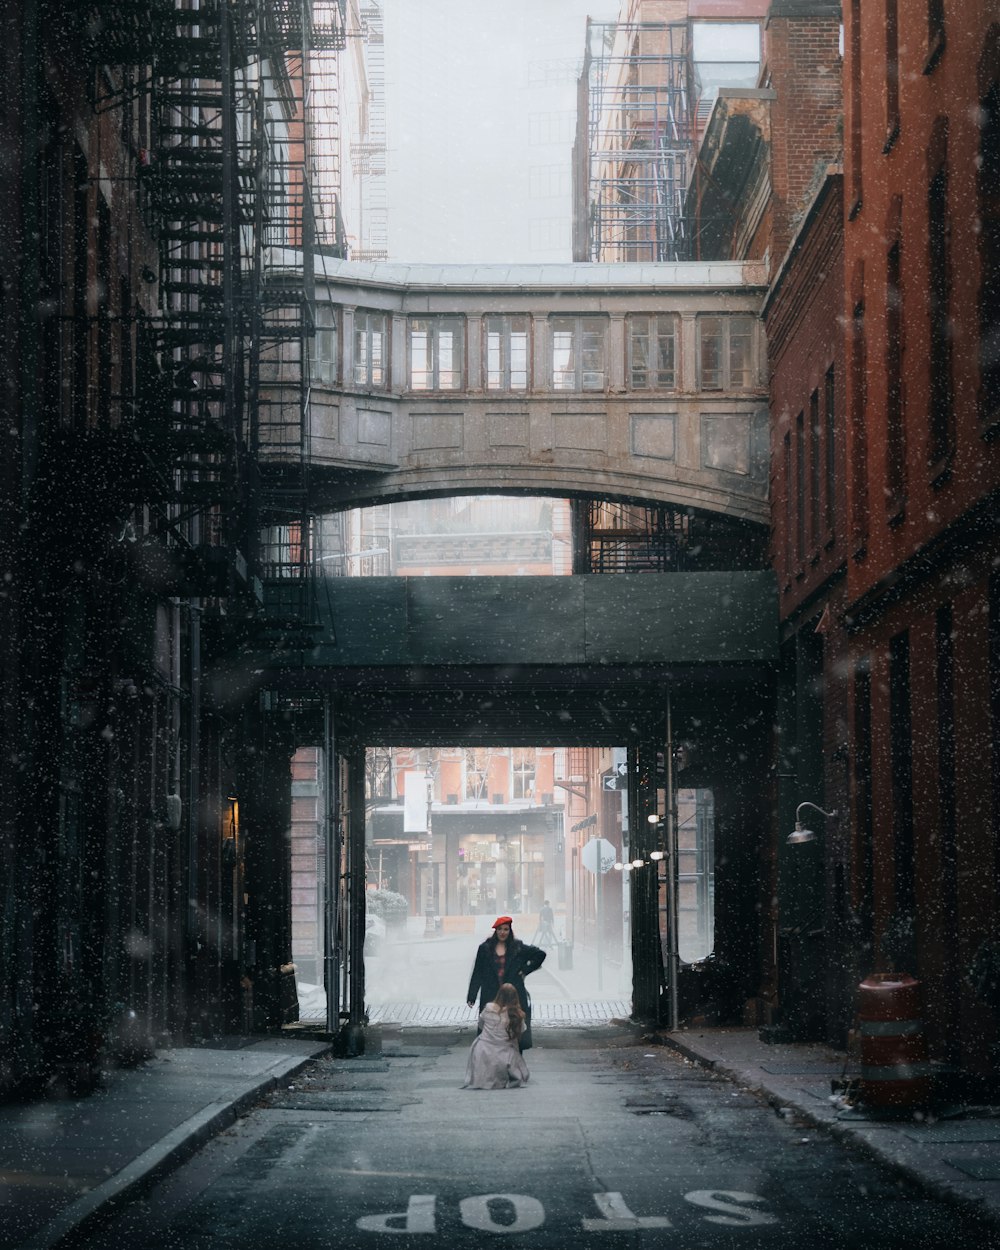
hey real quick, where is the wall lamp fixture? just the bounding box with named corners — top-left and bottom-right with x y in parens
top-left (787, 801), bottom-right (838, 845)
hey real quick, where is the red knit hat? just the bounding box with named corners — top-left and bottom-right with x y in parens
top-left (492, 916), bottom-right (513, 929)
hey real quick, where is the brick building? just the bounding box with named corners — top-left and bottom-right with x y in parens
top-left (839, 2), bottom-right (1000, 1072)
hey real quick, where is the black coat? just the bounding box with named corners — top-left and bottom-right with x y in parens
top-left (466, 936), bottom-right (546, 1014)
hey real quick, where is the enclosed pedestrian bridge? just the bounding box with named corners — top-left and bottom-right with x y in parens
top-left (259, 258), bottom-right (770, 521)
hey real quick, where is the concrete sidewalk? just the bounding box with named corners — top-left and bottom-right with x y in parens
top-left (1, 1037), bottom-right (328, 1250)
top-left (665, 1026), bottom-right (1000, 1231)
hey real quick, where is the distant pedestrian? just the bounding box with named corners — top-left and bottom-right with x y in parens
top-left (532, 899), bottom-right (557, 949)
top-left (466, 916), bottom-right (546, 1049)
top-left (462, 983), bottom-right (530, 1089)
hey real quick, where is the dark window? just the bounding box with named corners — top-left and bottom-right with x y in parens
top-left (889, 631), bottom-right (915, 926)
top-left (885, 236), bottom-right (906, 517)
top-left (809, 388), bottom-right (821, 552)
top-left (928, 133), bottom-right (954, 469)
top-left (849, 0), bottom-right (863, 212)
top-left (783, 431), bottom-right (792, 582)
top-left (96, 198), bottom-right (112, 428)
top-left (824, 365), bottom-right (836, 536)
top-left (795, 410), bottom-right (805, 569)
top-left (991, 571), bottom-right (1000, 901)
top-left (73, 148), bottom-right (88, 429)
top-left (926, 0), bottom-right (945, 71)
top-left (979, 72), bottom-right (1000, 425)
top-left (853, 658), bottom-right (874, 952)
top-left (850, 297), bottom-right (869, 551)
top-left (884, 0), bottom-right (900, 150)
top-left (935, 606), bottom-right (958, 983)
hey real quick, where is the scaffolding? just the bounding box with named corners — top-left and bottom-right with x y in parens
top-left (584, 19), bottom-right (693, 263)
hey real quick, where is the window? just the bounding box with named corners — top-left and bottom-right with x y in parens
top-left (979, 57), bottom-right (1000, 426)
top-left (824, 365), bottom-right (836, 535)
top-left (353, 311), bottom-right (387, 388)
top-left (409, 317), bottom-right (464, 390)
top-left (511, 749), bottom-right (535, 800)
top-left (313, 304), bottom-right (337, 384)
top-left (925, 0), bottom-right (945, 71)
top-left (485, 316), bottom-right (529, 391)
top-left (677, 788), bottom-right (715, 963)
top-left (885, 231), bottom-right (906, 516)
top-left (628, 315), bottom-right (676, 389)
top-left (782, 431), bottom-right (792, 582)
top-left (849, 294), bottom-right (870, 551)
top-left (465, 748), bottom-right (490, 802)
top-left (795, 410), bottom-right (805, 569)
top-left (551, 316), bottom-right (606, 391)
top-left (927, 124), bottom-right (954, 470)
top-left (809, 389), bottom-right (821, 552)
top-left (848, 0), bottom-right (863, 213)
top-left (691, 22), bottom-right (760, 103)
top-left (884, 0), bottom-right (900, 150)
top-left (698, 316), bottom-right (756, 391)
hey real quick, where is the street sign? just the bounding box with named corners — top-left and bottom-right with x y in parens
top-left (581, 837), bottom-right (616, 874)
top-left (602, 775), bottom-right (623, 791)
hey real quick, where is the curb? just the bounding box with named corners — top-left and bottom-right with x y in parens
top-left (22, 1049), bottom-right (329, 1250)
top-left (661, 1034), bottom-right (1000, 1232)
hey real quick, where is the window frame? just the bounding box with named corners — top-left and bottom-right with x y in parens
top-left (696, 315), bottom-right (758, 392)
top-left (550, 315), bottom-right (607, 392)
top-left (409, 315), bottom-right (465, 392)
top-left (313, 303), bottom-right (338, 385)
top-left (353, 309), bottom-right (388, 389)
top-left (627, 313), bottom-right (678, 391)
top-left (484, 314), bottom-right (530, 392)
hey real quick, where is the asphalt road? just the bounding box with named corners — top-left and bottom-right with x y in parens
top-left (77, 1025), bottom-right (998, 1250)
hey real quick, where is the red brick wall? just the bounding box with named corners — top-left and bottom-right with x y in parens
top-left (764, 11), bottom-right (842, 266)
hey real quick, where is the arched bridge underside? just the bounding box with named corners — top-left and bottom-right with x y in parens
top-left (236, 572), bottom-right (778, 744)
top-left (260, 259), bottom-right (770, 522)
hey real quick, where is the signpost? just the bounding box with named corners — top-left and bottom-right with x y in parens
top-left (581, 837), bottom-right (616, 991)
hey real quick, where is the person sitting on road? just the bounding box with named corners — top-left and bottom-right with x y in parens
top-left (462, 983), bottom-right (530, 1089)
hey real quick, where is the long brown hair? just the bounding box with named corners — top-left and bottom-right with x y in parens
top-left (493, 983), bottom-right (525, 1040)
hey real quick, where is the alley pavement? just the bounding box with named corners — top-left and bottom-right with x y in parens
top-left (6, 944), bottom-right (1000, 1247)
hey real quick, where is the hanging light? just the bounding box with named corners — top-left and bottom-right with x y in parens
top-left (787, 801), bottom-right (838, 845)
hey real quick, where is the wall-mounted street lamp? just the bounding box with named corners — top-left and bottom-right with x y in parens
top-left (787, 801), bottom-right (838, 845)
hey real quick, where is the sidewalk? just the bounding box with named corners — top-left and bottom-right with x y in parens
top-left (1, 1037), bottom-right (328, 1250)
top-left (665, 1026), bottom-right (1000, 1232)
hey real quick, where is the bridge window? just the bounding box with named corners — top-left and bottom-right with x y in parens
top-left (697, 315), bottom-right (757, 391)
top-left (354, 311), bottom-right (387, 388)
top-left (485, 315), bottom-right (529, 391)
top-left (551, 316), bottom-right (606, 391)
top-left (628, 315), bottom-right (676, 389)
top-left (410, 316), bottom-right (464, 390)
top-left (313, 304), bottom-right (337, 384)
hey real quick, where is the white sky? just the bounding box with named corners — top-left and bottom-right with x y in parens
top-left (382, 0), bottom-right (616, 263)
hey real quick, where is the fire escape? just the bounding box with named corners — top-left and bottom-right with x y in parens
top-left (81, 0), bottom-right (345, 646)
